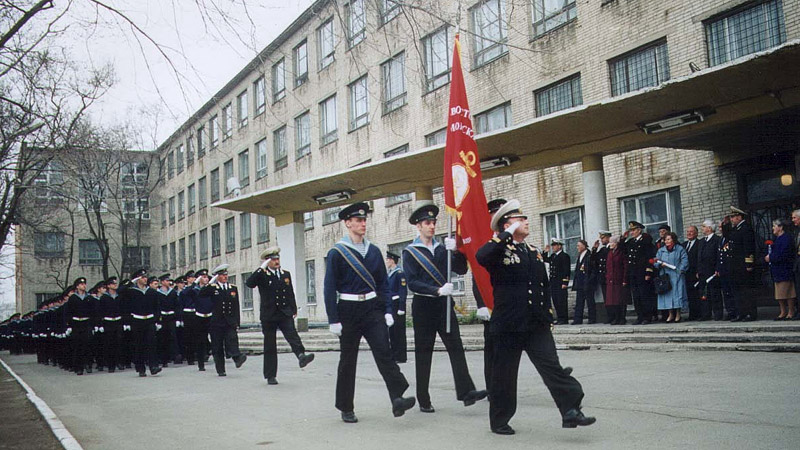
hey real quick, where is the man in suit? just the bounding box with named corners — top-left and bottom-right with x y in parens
top-left (590, 231), bottom-right (612, 321)
top-left (201, 264), bottom-right (247, 376)
top-left (384, 250), bottom-right (407, 363)
top-left (544, 239), bottom-right (571, 325)
top-left (721, 206), bottom-right (757, 321)
top-left (655, 224), bottom-right (671, 250)
top-left (792, 210), bottom-right (800, 320)
top-left (477, 199), bottom-right (595, 435)
top-left (572, 240), bottom-right (594, 324)
top-left (682, 226), bottom-right (702, 321)
top-left (625, 221), bottom-right (657, 325)
top-left (246, 246), bottom-right (314, 385)
top-left (697, 220), bottom-right (723, 320)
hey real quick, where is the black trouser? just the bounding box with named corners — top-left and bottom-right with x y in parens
top-left (91, 326), bottom-right (103, 368)
top-left (550, 285), bottom-right (569, 322)
top-left (210, 324), bottom-right (242, 374)
top-left (482, 321), bottom-right (493, 394)
top-left (132, 320), bottom-right (159, 373)
top-left (335, 299), bottom-right (409, 413)
top-left (629, 276), bottom-right (656, 322)
top-left (720, 274), bottom-right (738, 318)
top-left (182, 314), bottom-right (197, 364)
top-left (261, 317), bottom-right (305, 379)
top-left (605, 305), bottom-right (621, 323)
top-left (194, 316), bottom-right (210, 368)
top-left (102, 321), bottom-right (122, 371)
top-left (71, 323), bottom-right (91, 372)
top-left (704, 276), bottom-right (724, 320)
top-left (158, 319), bottom-right (181, 364)
top-left (412, 295), bottom-right (477, 407)
top-left (572, 289), bottom-right (596, 323)
top-left (732, 271), bottom-right (757, 319)
top-left (389, 299), bottom-right (407, 363)
top-left (686, 277), bottom-right (703, 319)
top-left (120, 326), bottom-right (133, 367)
top-left (489, 329), bottom-right (584, 431)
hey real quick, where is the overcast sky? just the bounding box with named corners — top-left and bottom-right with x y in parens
top-left (1, 0), bottom-right (315, 315)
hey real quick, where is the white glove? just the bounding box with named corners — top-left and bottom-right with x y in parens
top-left (506, 220), bottom-right (522, 235)
top-left (260, 260), bottom-right (270, 270)
top-left (397, 310), bottom-right (405, 316)
top-left (329, 323), bottom-right (342, 336)
top-left (437, 282), bottom-right (454, 296)
top-left (93, 326), bottom-right (99, 333)
top-left (98, 326), bottom-right (104, 333)
top-left (176, 321), bottom-right (183, 328)
top-left (66, 327), bottom-right (72, 336)
top-left (123, 325), bottom-right (131, 331)
top-left (444, 237), bottom-right (457, 251)
top-left (209, 275), bottom-right (219, 285)
top-left (155, 323), bottom-right (162, 331)
top-left (477, 307), bottom-right (491, 322)
top-left (385, 313), bottom-right (394, 327)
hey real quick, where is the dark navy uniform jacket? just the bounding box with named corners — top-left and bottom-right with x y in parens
top-left (721, 220), bottom-right (756, 279)
top-left (157, 288), bottom-right (179, 322)
top-left (65, 293), bottom-right (93, 327)
top-left (572, 251), bottom-right (591, 292)
top-left (477, 231), bottom-right (552, 333)
top-left (625, 234), bottom-right (656, 281)
top-left (119, 284), bottom-right (160, 323)
top-left (386, 267), bottom-right (407, 313)
top-left (544, 251), bottom-right (571, 288)
top-left (98, 292), bottom-right (122, 321)
top-left (590, 245), bottom-right (609, 288)
top-left (246, 268), bottom-right (297, 322)
top-left (200, 283), bottom-right (240, 328)
top-left (194, 285), bottom-right (214, 315)
top-left (324, 239), bottom-right (392, 324)
top-left (697, 234), bottom-right (721, 280)
top-left (179, 285), bottom-right (198, 316)
top-left (402, 238), bottom-right (467, 297)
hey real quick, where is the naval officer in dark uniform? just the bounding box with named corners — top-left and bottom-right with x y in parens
top-left (119, 270), bottom-right (162, 377)
top-left (476, 199), bottom-right (595, 435)
top-left (201, 264), bottom-right (247, 376)
top-left (324, 202), bottom-right (414, 423)
top-left (385, 250), bottom-right (407, 363)
top-left (544, 239), bottom-right (571, 324)
top-left (624, 221), bottom-right (657, 324)
top-left (403, 203), bottom-right (487, 413)
top-left (721, 206), bottom-right (758, 321)
top-left (65, 277), bottom-right (93, 375)
top-left (246, 246), bottom-right (315, 385)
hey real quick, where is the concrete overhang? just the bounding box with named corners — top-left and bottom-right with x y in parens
top-left (215, 40), bottom-right (800, 220)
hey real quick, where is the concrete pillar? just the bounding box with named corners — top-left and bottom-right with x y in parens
top-left (581, 154), bottom-right (609, 239)
top-left (275, 212), bottom-right (308, 331)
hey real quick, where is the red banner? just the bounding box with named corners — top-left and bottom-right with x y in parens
top-left (443, 33), bottom-right (495, 309)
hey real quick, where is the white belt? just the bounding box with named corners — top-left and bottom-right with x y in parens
top-left (391, 295), bottom-right (400, 300)
top-left (339, 292), bottom-right (377, 301)
top-left (195, 312), bottom-right (212, 318)
top-left (132, 314), bottom-right (154, 320)
top-left (72, 317), bottom-right (90, 321)
top-left (183, 308), bottom-right (195, 312)
top-left (161, 311), bottom-right (175, 315)
top-left (103, 316), bottom-right (122, 321)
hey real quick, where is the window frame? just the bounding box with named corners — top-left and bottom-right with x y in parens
top-left (293, 39), bottom-right (309, 87)
top-left (619, 188), bottom-right (683, 239)
top-left (306, 260), bottom-right (317, 304)
top-left (237, 90), bottom-right (249, 128)
top-left (177, 190), bottom-right (185, 221)
top-left (254, 76), bottom-right (266, 116)
top-left (209, 115), bottom-right (219, 149)
top-left (257, 214), bottom-right (270, 244)
top-left (609, 39), bottom-right (670, 96)
top-left (474, 102), bottom-right (512, 135)
top-left (272, 58), bottom-right (286, 103)
top-left (295, 111), bottom-right (311, 159)
top-left (274, 126), bottom-right (288, 170)
top-left (222, 103), bottom-right (233, 140)
top-left (534, 74), bottom-right (583, 117)
top-left (238, 149), bottom-right (250, 188)
top-left (211, 223), bottom-right (221, 257)
top-left (199, 228), bottom-right (209, 260)
top-left (381, 52), bottom-right (407, 115)
top-left (240, 212), bottom-right (252, 249)
top-left (346, 0), bottom-right (366, 49)
top-left (256, 138), bottom-right (268, 179)
top-left (198, 176), bottom-right (208, 209)
top-left (704, 0), bottom-right (786, 67)
top-left (470, 0), bottom-right (508, 68)
top-left (317, 18), bottom-right (335, 70)
top-left (319, 94), bottom-right (338, 145)
top-left (225, 217), bottom-right (236, 253)
top-left (542, 207), bottom-right (585, 264)
top-left (349, 75), bottom-right (369, 131)
top-left (210, 168), bottom-right (221, 203)
top-left (188, 183), bottom-right (196, 215)
top-left (531, 0), bottom-right (577, 38)
top-left (422, 26), bottom-right (452, 93)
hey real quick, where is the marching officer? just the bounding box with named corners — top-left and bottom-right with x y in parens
top-left (721, 206), bottom-right (758, 321)
top-left (119, 270), bottom-right (162, 377)
top-left (88, 281), bottom-right (107, 372)
top-left (65, 277), bottom-right (93, 375)
top-left (156, 274), bottom-right (182, 366)
top-left (544, 239), bottom-right (571, 324)
top-left (477, 199), bottom-right (595, 435)
top-left (178, 270), bottom-right (198, 364)
top-left (323, 201), bottom-right (414, 423)
top-left (385, 250), bottom-right (407, 363)
top-left (246, 246), bottom-right (315, 385)
top-left (201, 264), bottom-right (247, 376)
top-left (192, 269), bottom-right (213, 372)
top-left (625, 221), bottom-right (657, 325)
top-left (99, 276), bottom-right (123, 372)
top-left (402, 203), bottom-right (487, 413)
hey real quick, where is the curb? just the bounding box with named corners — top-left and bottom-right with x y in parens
top-left (0, 357), bottom-right (83, 450)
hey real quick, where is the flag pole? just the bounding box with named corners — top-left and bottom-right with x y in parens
top-left (446, 213), bottom-right (452, 334)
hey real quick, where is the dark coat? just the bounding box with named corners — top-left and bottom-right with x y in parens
top-left (605, 247), bottom-right (627, 306)
top-left (722, 219), bottom-right (756, 280)
top-left (572, 251), bottom-right (591, 292)
top-left (625, 233), bottom-right (656, 281)
top-left (682, 239), bottom-right (700, 285)
top-left (590, 245), bottom-right (609, 288)
top-left (246, 268), bottom-right (297, 322)
top-left (697, 234), bottom-right (721, 279)
top-left (544, 251), bottom-right (571, 287)
top-left (200, 283), bottom-right (241, 328)
top-left (768, 233), bottom-right (795, 282)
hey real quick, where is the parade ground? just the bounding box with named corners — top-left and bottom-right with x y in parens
top-left (2, 349), bottom-right (799, 450)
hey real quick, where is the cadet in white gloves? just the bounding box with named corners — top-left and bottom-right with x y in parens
top-left (402, 203), bottom-right (488, 413)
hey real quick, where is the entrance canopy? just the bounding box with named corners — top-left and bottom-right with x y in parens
top-left (214, 40), bottom-right (800, 218)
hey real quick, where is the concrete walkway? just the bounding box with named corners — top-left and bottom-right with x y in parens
top-left (2, 349), bottom-right (799, 450)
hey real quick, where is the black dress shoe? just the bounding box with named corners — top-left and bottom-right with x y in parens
top-left (150, 367), bottom-right (162, 376)
top-left (463, 389), bottom-right (489, 406)
top-left (234, 355), bottom-right (247, 368)
top-left (392, 396), bottom-right (416, 417)
top-left (730, 316), bottom-right (742, 322)
top-left (138, 371), bottom-right (147, 377)
top-left (298, 353), bottom-right (315, 368)
top-left (198, 366), bottom-right (206, 371)
top-left (640, 320), bottom-right (651, 325)
top-left (741, 315), bottom-right (756, 322)
top-left (267, 377), bottom-right (278, 385)
top-left (76, 370), bottom-right (84, 376)
top-left (419, 404), bottom-right (435, 413)
top-left (562, 408), bottom-right (596, 428)
top-left (86, 367), bottom-right (92, 374)
top-left (571, 321), bottom-right (582, 325)
top-left (218, 372), bottom-right (226, 377)
top-left (491, 424), bottom-right (515, 435)
top-left (563, 366), bottom-right (573, 376)
top-left (341, 411), bottom-right (358, 423)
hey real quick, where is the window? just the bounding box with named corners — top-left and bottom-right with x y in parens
top-left (199, 228), bottom-right (209, 260)
top-left (161, 245), bottom-right (168, 270)
top-left (161, 202), bottom-right (167, 228)
top-left (320, 95), bottom-right (338, 145)
top-left (255, 139), bottom-right (268, 179)
top-left (211, 224), bottom-right (221, 257)
top-left (178, 238), bottom-right (186, 267)
top-left (237, 91), bottom-right (248, 128)
top-left (240, 213), bottom-right (251, 249)
top-left (304, 211), bottom-right (314, 230)
top-left (35, 292), bottom-right (61, 307)
top-left (34, 232), bottom-right (65, 258)
top-left (346, 0), bottom-right (366, 48)
top-left (543, 208), bottom-right (584, 262)
top-left (168, 196), bottom-right (176, 225)
top-left (380, 0), bottom-right (401, 25)
top-left (188, 183), bottom-right (196, 215)
top-left (120, 162), bottom-right (148, 187)
top-left (79, 239), bottom-right (103, 266)
top-left (422, 27), bottom-right (451, 92)
top-left (274, 126), bottom-right (287, 170)
top-left (317, 18), bottom-right (335, 69)
top-left (471, 0), bottom-right (507, 67)
top-left (176, 144), bottom-right (184, 174)
top-left (223, 159), bottom-right (234, 196)
top-left (124, 246), bottom-right (150, 270)
top-left (706, 0), bottom-right (786, 67)
top-left (122, 198), bottom-right (150, 220)
top-left (167, 151), bottom-right (175, 179)
top-left (532, 0), bottom-right (577, 37)
top-left (238, 150), bottom-right (250, 187)
top-left (349, 76), bottom-right (369, 130)
top-left (306, 260), bottom-right (316, 304)
top-left (188, 233), bottom-right (196, 264)
top-left (32, 160), bottom-right (64, 206)
top-left (610, 40), bottom-right (670, 96)
top-left (474, 102), bottom-right (511, 134)
top-left (381, 53), bottom-right (407, 114)
top-left (169, 242), bottom-right (176, 269)
top-left (323, 207), bottom-right (341, 225)
top-left (425, 128), bottom-right (447, 146)
top-left (210, 168), bottom-right (220, 203)
top-left (222, 104), bottom-right (233, 140)
top-left (241, 272), bottom-right (254, 309)
top-left (620, 188), bottom-right (683, 239)
top-left (197, 126), bottom-right (206, 158)
top-left (257, 215), bottom-right (269, 243)
top-left (295, 112), bottom-right (311, 158)
top-left (384, 145), bottom-right (411, 205)
top-left (535, 74), bottom-right (582, 117)
top-left (198, 176), bottom-right (208, 209)
top-left (225, 217), bottom-right (235, 253)
top-left (254, 76), bottom-right (266, 116)
top-left (272, 58), bottom-right (286, 102)
top-left (178, 190), bottom-right (185, 221)
top-left (209, 115), bottom-right (219, 148)
top-left (186, 135), bottom-right (194, 167)
top-left (294, 40), bottom-right (308, 87)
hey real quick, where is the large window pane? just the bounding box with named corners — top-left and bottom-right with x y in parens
top-left (471, 0), bottom-right (507, 67)
top-left (381, 52), bottom-right (406, 114)
top-left (318, 18), bottom-right (335, 69)
top-left (274, 126), bottom-right (287, 170)
top-left (349, 76), bottom-right (369, 130)
top-left (295, 112), bottom-right (311, 158)
top-left (423, 27), bottom-right (451, 92)
top-left (535, 74), bottom-right (582, 117)
top-left (272, 58), bottom-right (285, 102)
top-left (320, 95), bottom-right (338, 145)
top-left (706, 0), bottom-right (786, 66)
top-left (532, 0), bottom-right (577, 37)
top-left (347, 0), bottom-right (366, 48)
top-left (610, 40), bottom-right (670, 96)
top-left (294, 40), bottom-right (308, 87)
top-left (620, 188), bottom-right (683, 237)
top-left (474, 102), bottom-right (511, 134)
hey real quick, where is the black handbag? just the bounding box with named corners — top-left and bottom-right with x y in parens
top-left (654, 269), bottom-right (672, 295)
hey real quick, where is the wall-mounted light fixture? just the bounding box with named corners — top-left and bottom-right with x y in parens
top-left (640, 110), bottom-right (706, 134)
top-left (480, 156), bottom-right (518, 171)
top-left (314, 190), bottom-right (354, 205)
top-left (781, 172), bottom-right (793, 186)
